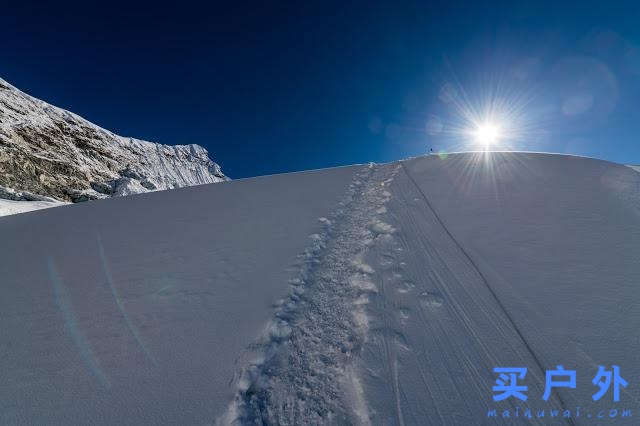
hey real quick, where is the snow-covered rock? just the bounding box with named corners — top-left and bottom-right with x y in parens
top-left (0, 76), bottom-right (228, 205)
top-left (0, 183), bottom-right (67, 216)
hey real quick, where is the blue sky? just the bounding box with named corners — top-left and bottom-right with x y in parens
top-left (2, 1), bottom-right (640, 178)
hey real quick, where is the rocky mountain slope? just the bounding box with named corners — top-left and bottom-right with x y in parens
top-left (0, 77), bottom-right (227, 204)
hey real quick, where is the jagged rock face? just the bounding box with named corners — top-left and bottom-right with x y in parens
top-left (0, 77), bottom-right (228, 203)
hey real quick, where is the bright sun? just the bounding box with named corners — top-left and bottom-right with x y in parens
top-left (473, 122), bottom-right (502, 148)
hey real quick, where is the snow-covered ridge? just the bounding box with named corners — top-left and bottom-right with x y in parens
top-left (0, 76), bottom-right (228, 206)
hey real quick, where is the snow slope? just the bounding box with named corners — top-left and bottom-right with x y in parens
top-left (0, 197), bottom-right (66, 216)
top-left (0, 166), bottom-right (357, 424)
top-left (1, 152), bottom-right (639, 425)
top-left (400, 153), bottom-right (640, 417)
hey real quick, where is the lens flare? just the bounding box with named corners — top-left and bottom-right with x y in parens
top-left (428, 74), bottom-right (546, 153)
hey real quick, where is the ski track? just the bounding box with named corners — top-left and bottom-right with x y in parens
top-left (221, 160), bottom-right (569, 425)
top-left (356, 162), bottom-right (567, 425)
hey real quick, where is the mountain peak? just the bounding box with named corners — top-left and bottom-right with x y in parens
top-left (0, 76), bottom-right (228, 204)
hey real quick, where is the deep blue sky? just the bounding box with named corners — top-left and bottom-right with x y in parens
top-left (3, 1), bottom-right (640, 178)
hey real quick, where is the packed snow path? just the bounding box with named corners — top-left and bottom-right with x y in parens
top-left (225, 164), bottom-right (401, 424)
top-left (1, 152), bottom-right (639, 425)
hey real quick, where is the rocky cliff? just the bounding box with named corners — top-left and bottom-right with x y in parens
top-left (0, 77), bottom-right (227, 203)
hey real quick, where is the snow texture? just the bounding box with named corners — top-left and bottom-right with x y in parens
top-left (1, 152), bottom-right (639, 425)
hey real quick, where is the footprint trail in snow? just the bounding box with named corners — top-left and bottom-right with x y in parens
top-left (222, 163), bottom-right (400, 425)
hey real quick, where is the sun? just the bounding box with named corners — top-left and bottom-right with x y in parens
top-left (472, 122), bottom-right (502, 148)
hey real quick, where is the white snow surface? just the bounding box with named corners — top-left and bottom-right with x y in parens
top-left (1, 152), bottom-right (639, 425)
top-left (0, 197), bottom-right (67, 216)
